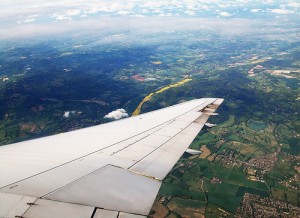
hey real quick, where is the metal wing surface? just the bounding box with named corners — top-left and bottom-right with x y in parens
top-left (0, 98), bottom-right (223, 218)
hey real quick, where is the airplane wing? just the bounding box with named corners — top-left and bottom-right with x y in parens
top-left (0, 98), bottom-right (223, 218)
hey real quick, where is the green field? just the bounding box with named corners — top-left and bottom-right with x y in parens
top-left (247, 119), bottom-right (266, 131)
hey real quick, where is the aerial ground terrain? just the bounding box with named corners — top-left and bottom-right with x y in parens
top-left (0, 1), bottom-right (299, 217)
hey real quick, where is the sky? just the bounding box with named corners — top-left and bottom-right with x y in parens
top-left (0, 0), bottom-right (299, 40)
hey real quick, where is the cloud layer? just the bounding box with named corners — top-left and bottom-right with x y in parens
top-left (104, 109), bottom-right (129, 120)
top-left (0, 0), bottom-right (299, 41)
top-left (1, 0), bottom-right (299, 22)
top-left (0, 17), bottom-right (281, 41)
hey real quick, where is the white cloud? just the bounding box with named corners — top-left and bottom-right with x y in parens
top-left (51, 9), bottom-right (81, 21)
top-left (219, 11), bottom-right (232, 17)
top-left (24, 19), bottom-right (36, 23)
top-left (199, 5), bottom-right (210, 11)
top-left (65, 9), bottom-right (81, 16)
top-left (52, 13), bottom-right (72, 21)
top-left (131, 14), bottom-right (145, 17)
top-left (57, 15), bottom-right (72, 21)
top-left (104, 108), bottom-right (129, 120)
top-left (85, 8), bottom-right (99, 14)
top-left (263, 0), bottom-right (275, 3)
top-left (251, 9), bottom-right (262, 13)
top-left (268, 9), bottom-right (295, 14)
top-left (63, 111), bottom-right (70, 118)
top-left (142, 9), bottom-right (149, 14)
top-left (288, 3), bottom-right (300, 8)
top-left (185, 10), bottom-right (196, 16)
top-left (117, 10), bottom-right (130, 15)
top-left (63, 110), bottom-right (78, 118)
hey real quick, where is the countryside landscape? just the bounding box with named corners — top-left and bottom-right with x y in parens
top-left (0, 0), bottom-right (300, 217)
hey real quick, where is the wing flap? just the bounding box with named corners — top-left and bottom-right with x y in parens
top-left (0, 154), bottom-right (134, 197)
top-left (129, 122), bottom-right (205, 180)
top-left (94, 209), bottom-right (119, 218)
top-left (23, 199), bottom-right (94, 218)
top-left (0, 193), bottom-right (36, 218)
top-left (44, 165), bottom-right (161, 216)
top-left (119, 212), bottom-right (146, 218)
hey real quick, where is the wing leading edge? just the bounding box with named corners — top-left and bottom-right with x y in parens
top-left (0, 98), bottom-right (224, 218)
